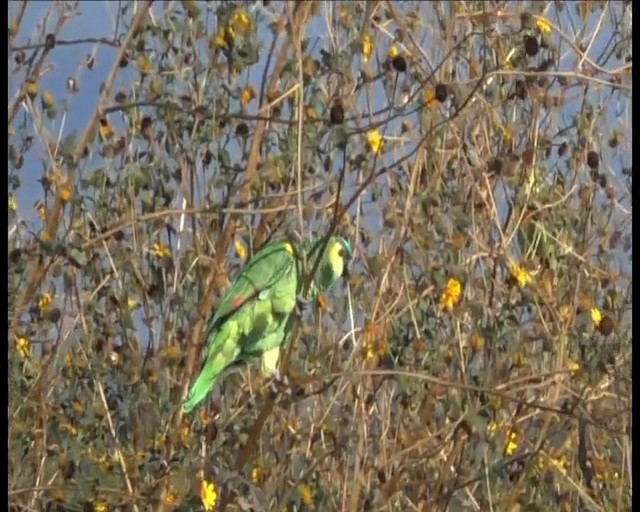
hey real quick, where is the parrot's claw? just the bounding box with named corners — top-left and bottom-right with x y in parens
top-left (275, 369), bottom-right (290, 387)
top-left (295, 294), bottom-right (310, 317)
top-left (268, 370), bottom-right (293, 397)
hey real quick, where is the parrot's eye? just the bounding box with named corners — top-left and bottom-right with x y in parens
top-left (338, 248), bottom-right (345, 258)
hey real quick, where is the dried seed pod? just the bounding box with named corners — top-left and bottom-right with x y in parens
top-left (586, 150), bottom-right (599, 169)
top-left (329, 102), bottom-right (345, 125)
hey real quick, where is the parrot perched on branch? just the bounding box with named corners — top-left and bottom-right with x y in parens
top-left (181, 234), bottom-right (352, 413)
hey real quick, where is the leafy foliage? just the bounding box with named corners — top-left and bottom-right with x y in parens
top-left (9, 2), bottom-right (631, 511)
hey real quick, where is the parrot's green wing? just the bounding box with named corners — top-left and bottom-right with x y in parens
top-left (203, 240), bottom-right (301, 349)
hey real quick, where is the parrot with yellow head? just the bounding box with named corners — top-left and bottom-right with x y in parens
top-left (182, 234), bottom-right (352, 413)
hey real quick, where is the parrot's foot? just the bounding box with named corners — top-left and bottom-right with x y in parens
top-left (295, 294), bottom-right (310, 317)
top-left (268, 370), bottom-right (293, 397)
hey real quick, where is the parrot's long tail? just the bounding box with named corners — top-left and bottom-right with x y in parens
top-left (181, 349), bottom-right (232, 414)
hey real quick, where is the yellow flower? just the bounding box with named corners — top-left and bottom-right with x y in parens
top-left (58, 183), bottom-right (73, 203)
top-left (147, 432), bottom-right (167, 451)
top-left (52, 488), bottom-right (65, 502)
top-left (535, 16), bottom-right (552, 34)
top-left (596, 467), bottom-right (620, 482)
top-left (365, 339), bottom-right (389, 361)
top-left (15, 336), bottom-right (30, 358)
top-left (8, 194), bottom-right (17, 213)
top-left (505, 430), bottom-right (517, 455)
top-left (251, 464), bottom-right (262, 484)
top-left (159, 344), bottom-right (182, 363)
top-left (439, 278), bottom-right (462, 311)
top-left (590, 307), bottom-right (602, 327)
top-left (147, 368), bottom-right (158, 384)
top-left (240, 86), bottom-right (255, 107)
top-left (165, 487), bottom-right (179, 506)
top-left (214, 32), bottom-right (227, 48)
top-left (305, 105), bottom-right (318, 120)
top-left (388, 45), bottom-right (399, 59)
top-left (470, 333), bottom-right (485, 351)
top-left (566, 360), bottom-right (580, 375)
top-left (134, 450), bottom-right (146, 465)
top-left (423, 87), bottom-right (437, 108)
top-left (365, 342), bottom-right (375, 361)
top-left (200, 480), bottom-right (218, 511)
top-left (298, 483), bottom-right (313, 506)
top-left (511, 351), bottom-right (525, 368)
top-left (549, 455), bottom-right (568, 475)
top-left (363, 322), bottom-right (389, 360)
top-left (137, 55), bottom-right (153, 74)
top-left (339, 6), bottom-right (349, 23)
top-left (198, 409), bottom-right (213, 425)
top-left (179, 424), bottom-right (191, 446)
top-left (487, 421), bottom-right (499, 437)
top-left (151, 243), bottom-right (171, 259)
top-left (60, 422), bottom-right (78, 436)
top-left (234, 238), bottom-right (248, 260)
top-left (362, 34), bottom-right (373, 63)
top-left (316, 292), bottom-right (328, 311)
top-left (508, 262), bottom-right (531, 288)
top-left (92, 500), bottom-right (107, 512)
top-left (535, 453), bottom-right (547, 471)
top-left (366, 129), bottom-right (384, 155)
top-left (127, 297), bottom-right (140, 310)
top-left (94, 452), bottom-right (113, 472)
top-left (38, 292), bottom-right (52, 311)
top-left (99, 118), bottom-right (116, 140)
top-left (232, 9), bottom-right (252, 33)
top-left (502, 125), bottom-right (514, 148)
top-left (559, 305), bottom-right (572, 323)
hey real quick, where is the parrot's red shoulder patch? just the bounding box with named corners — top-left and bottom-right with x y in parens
top-left (230, 295), bottom-right (248, 308)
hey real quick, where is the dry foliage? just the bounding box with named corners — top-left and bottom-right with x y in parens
top-left (8, 2), bottom-right (632, 511)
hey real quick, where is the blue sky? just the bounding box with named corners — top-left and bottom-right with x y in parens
top-left (9, 1), bottom-right (632, 218)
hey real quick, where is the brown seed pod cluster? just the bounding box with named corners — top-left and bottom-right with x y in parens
top-left (330, 102), bottom-right (345, 125)
top-left (435, 83), bottom-right (448, 103)
top-left (44, 33), bottom-right (56, 50)
top-left (391, 55), bottom-right (407, 73)
top-left (598, 315), bottom-right (614, 336)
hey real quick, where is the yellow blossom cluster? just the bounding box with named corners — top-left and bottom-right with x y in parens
top-left (439, 278), bottom-right (462, 311)
top-left (200, 480), bottom-right (218, 511)
top-left (536, 452), bottom-right (568, 475)
top-left (150, 242), bottom-right (171, 259)
top-left (487, 421), bottom-right (517, 455)
top-left (366, 129), bottom-right (384, 155)
top-left (214, 9), bottom-right (253, 49)
top-left (363, 322), bottom-right (389, 361)
top-left (508, 261), bottom-right (531, 287)
top-left (234, 238), bottom-right (248, 260)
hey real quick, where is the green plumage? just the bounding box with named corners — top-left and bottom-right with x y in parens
top-left (182, 235), bottom-right (352, 413)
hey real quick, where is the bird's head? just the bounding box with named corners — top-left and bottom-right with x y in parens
top-left (330, 235), bottom-right (353, 277)
top-left (313, 235), bottom-right (352, 290)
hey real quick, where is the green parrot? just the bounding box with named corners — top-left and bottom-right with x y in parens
top-left (181, 234), bottom-right (352, 413)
